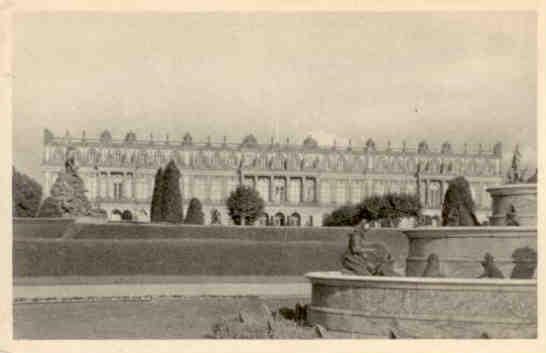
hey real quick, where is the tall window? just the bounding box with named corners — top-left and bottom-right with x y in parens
top-left (210, 177), bottom-right (222, 202)
top-left (350, 180), bottom-right (361, 204)
top-left (113, 182), bottom-right (123, 200)
top-left (273, 178), bottom-right (287, 202)
top-left (193, 177), bottom-right (206, 200)
top-left (288, 178), bottom-right (301, 203)
top-left (336, 180), bottom-right (347, 204)
top-left (304, 178), bottom-right (316, 202)
top-left (257, 177), bottom-right (269, 201)
top-left (226, 177), bottom-right (239, 198)
top-left (183, 175), bottom-right (191, 200)
top-left (320, 182), bottom-right (331, 204)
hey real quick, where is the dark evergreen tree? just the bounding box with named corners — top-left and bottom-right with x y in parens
top-left (226, 185), bottom-right (265, 225)
top-left (184, 198), bottom-right (205, 224)
top-left (161, 160), bottom-right (184, 223)
top-left (150, 167), bottom-right (164, 223)
top-left (12, 167), bottom-right (43, 217)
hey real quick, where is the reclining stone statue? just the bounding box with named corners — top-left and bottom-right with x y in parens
top-left (341, 222), bottom-right (400, 276)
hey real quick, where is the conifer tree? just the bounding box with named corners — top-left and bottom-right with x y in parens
top-left (161, 160), bottom-right (184, 223)
top-left (150, 167), bottom-right (164, 222)
top-left (184, 197), bottom-right (205, 224)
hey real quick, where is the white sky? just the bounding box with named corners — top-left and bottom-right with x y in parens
top-left (12, 12), bottom-right (537, 183)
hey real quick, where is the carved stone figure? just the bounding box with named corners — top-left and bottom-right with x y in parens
top-left (441, 176), bottom-right (480, 226)
top-left (38, 152), bottom-right (93, 218)
top-left (422, 253), bottom-right (444, 277)
top-left (506, 145), bottom-right (527, 183)
top-left (341, 223), bottom-right (400, 276)
top-left (478, 253), bottom-right (504, 279)
top-left (505, 204), bottom-right (519, 226)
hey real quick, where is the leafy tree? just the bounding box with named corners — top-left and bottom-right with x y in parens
top-left (160, 160), bottom-right (184, 223)
top-left (226, 185), bottom-right (265, 225)
top-left (184, 198), bottom-right (205, 225)
top-left (150, 167), bottom-right (164, 223)
top-left (12, 167), bottom-right (43, 217)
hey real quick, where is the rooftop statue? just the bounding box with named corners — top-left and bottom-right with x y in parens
top-left (506, 145), bottom-right (528, 184)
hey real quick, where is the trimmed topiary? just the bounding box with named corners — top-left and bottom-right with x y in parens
top-left (160, 160), bottom-right (184, 223)
top-left (226, 185), bottom-right (265, 226)
top-left (184, 198), bottom-right (205, 225)
top-left (13, 167), bottom-right (43, 217)
top-left (441, 176), bottom-right (480, 226)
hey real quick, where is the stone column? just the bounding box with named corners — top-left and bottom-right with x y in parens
top-left (222, 175), bottom-right (229, 202)
top-left (268, 176), bottom-right (273, 202)
top-left (315, 178), bottom-right (320, 204)
top-left (106, 172), bottom-right (112, 200)
top-left (132, 173), bottom-right (137, 200)
top-left (424, 179), bottom-right (430, 208)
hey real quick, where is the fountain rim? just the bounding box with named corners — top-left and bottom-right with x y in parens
top-left (486, 183), bottom-right (537, 193)
top-left (305, 271), bottom-right (536, 287)
top-left (398, 226), bottom-right (536, 239)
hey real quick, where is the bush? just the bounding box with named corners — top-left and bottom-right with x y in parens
top-left (322, 205), bottom-right (360, 227)
top-left (150, 168), bottom-right (163, 223)
top-left (184, 198), bottom-right (205, 225)
top-left (160, 160), bottom-right (184, 223)
top-left (323, 193), bottom-right (421, 227)
top-left (12, 167), bottom-right (43, 217)
top-left (226, 185), bottom-right (265, 225)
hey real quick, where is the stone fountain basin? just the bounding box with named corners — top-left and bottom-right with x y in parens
top-left (305, 271), bottom-right (536, 338)
top-left (400, 226), bottom-right (536, 278)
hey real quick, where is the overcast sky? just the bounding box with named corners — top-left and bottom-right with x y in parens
top-left (12, 12), bottom-right (537, 183)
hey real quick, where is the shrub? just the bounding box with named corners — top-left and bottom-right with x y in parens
top-left (226, 185), bottom-right (265, 225)
top-left (184, 198), bottom-right (205, 225)
top-left (150, 168), bottom-right (163, 223)
top-left (323, 193), bottom-right (421, 227)
top-left (12, 167), bottom-right (43, 217)
top-left (160, 160), bottom-right (184, 223)
top-left (322, 205), bottom-right (360, 227)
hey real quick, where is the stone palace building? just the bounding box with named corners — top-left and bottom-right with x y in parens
top-left (41, 129), bottom-right (504, 226)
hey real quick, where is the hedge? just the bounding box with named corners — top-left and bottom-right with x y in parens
top-left (13, 218), bottom-right (75, 239)
top-left (66, 223), bottom-right (353, 242)
top-left (13, 230), bottom-right (408, 277)
top-left (13, 238), bottom-right (347, 277)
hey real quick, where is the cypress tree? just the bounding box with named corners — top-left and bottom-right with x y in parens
top-left (150, 167), bottom-right (164, 222)
top-left (161, 160), bottom-right (184, 223)
top-left (184, 198), bottom-right (205, 224)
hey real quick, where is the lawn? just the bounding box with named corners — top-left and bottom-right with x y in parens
top-left (14, 296), bottom-right (307, 339)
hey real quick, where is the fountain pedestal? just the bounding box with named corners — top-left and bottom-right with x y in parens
top-left (487, 183), bottom-right (537, 226)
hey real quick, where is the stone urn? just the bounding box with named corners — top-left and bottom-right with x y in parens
top-left (486, 183), bottom-right (537, 226)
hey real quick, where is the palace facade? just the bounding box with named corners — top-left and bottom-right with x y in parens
top-left (41, 129), bottom-right (504, 226)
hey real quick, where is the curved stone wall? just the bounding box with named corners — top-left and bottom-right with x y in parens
top-left (306, 272), bottom-right (536, 338)
top-left (402, 227), bottom-right (536, 278)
